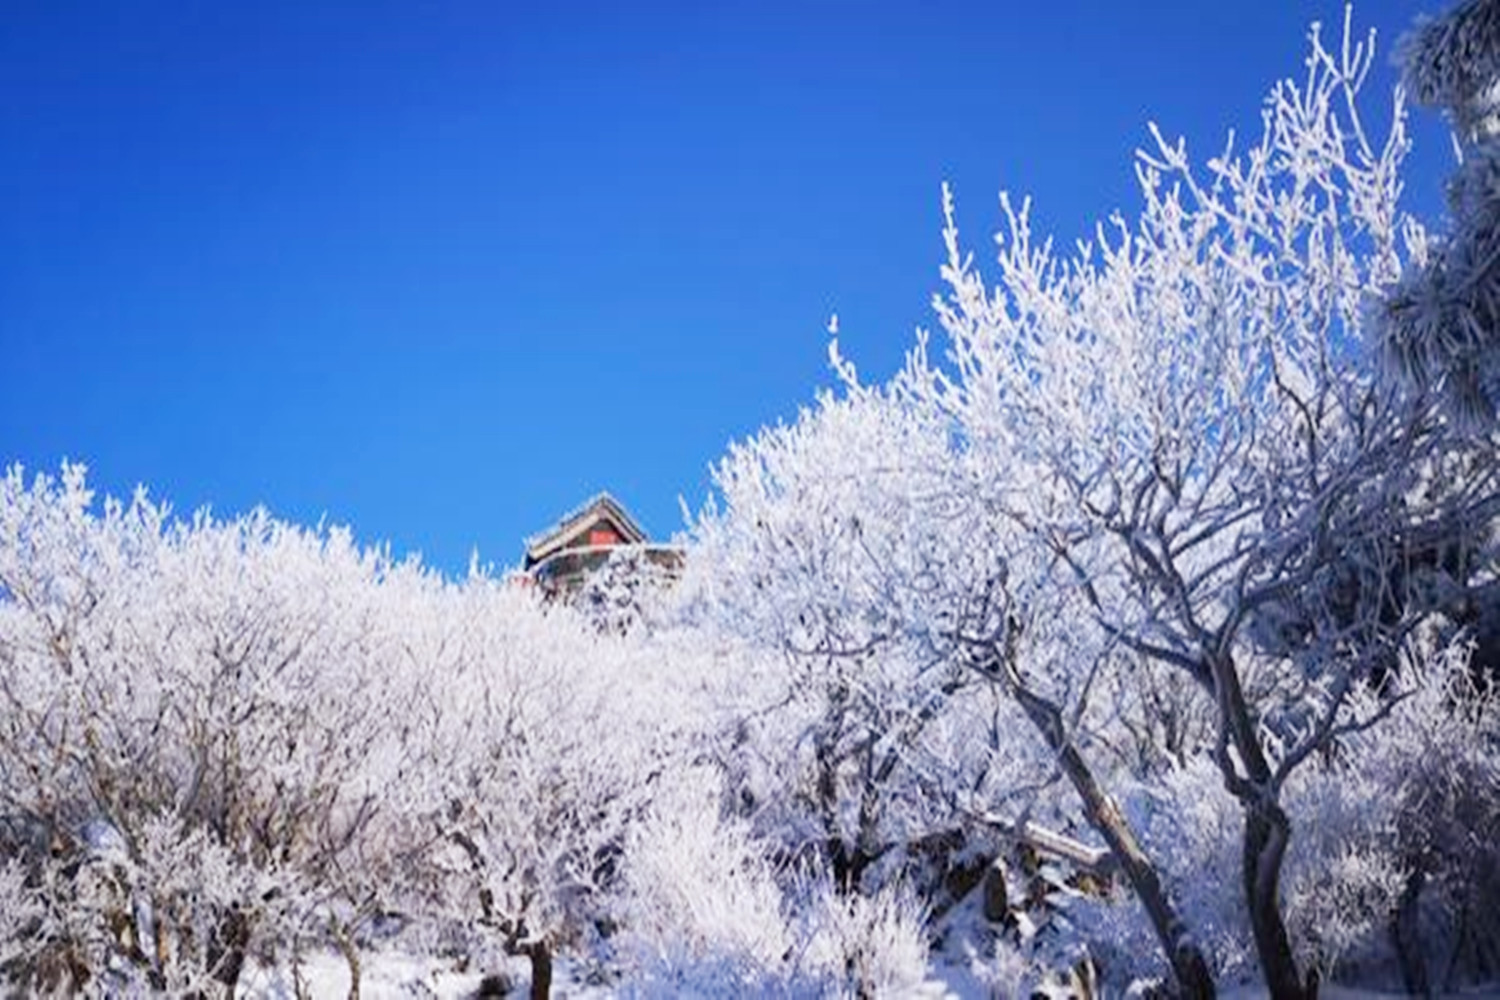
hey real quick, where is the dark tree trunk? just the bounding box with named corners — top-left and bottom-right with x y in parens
top-left (1392, 866), bottom-right (1430, 998)
top-left (826, 836), bottom-right (874, 892)
top-left (1212, 654), bottom-right (1315, 1000)
top-left (332, 924), bottom-right (361, 1000)
top-left (982, 859), bottom-right (1009, 923)
top-left (1243, 802), bottom-right (1314, 1000)
top-left (1010, 678), bottom-right (1216, 999)
top-left (524, 940), bottom-right (552, 1000)
top-left (208, 906), bottom-right (251, 995)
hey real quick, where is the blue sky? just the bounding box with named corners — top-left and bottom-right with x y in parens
top-left (0, 1), bottom-right (1453, 574)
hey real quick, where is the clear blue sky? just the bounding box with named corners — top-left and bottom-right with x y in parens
top-left (0, 1), bottom-right (1452, 574)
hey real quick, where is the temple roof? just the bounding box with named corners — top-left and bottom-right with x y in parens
top-left (522, 492), bottom-right (648, 569)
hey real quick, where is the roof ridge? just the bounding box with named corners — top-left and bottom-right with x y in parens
top-left (523, 492), bottom-right (648, 563)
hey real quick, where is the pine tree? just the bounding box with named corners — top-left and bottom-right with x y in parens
top-left (1382, 0), bottom-right (1500, 427)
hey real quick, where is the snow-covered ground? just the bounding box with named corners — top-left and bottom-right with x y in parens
top-left (228, 877), bottom-right (1500, 999)
top-left (239, 951), bottom-right (603, 999)
top-left (239, 950), bottom-right (964, 999)
top-left (238, 946), bottom-right (1500, 999)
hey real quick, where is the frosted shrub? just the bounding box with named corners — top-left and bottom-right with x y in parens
top-left (1278, 758), bottom-right (1407, 980)
top-left (1239, 644), bottom-right (1500, 985)
top-left (1335, 643), bottom-right (1500, 989)
top-left (963, 936), bottom-right (1041, 1000)
top-left (616, 765), bottom-right (798, 996)
top-left (618, 762), bottom-right (932, 998)
top-left (1283, 848), bottom-right (1406, 979)
top-left (799, 878), bottom-right (930, 998)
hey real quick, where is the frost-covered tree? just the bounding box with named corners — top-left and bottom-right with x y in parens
top-left (11, 5), bottom-right (1500, 997)
top-left (885, 9), bottom-right (1500, 993)
top-left (0, 463), bottom-right (716, 998)
top-left (573, 545), bottom-right (679, 634)
top-left (690, 8), bottom-right (1500, 997)
top-left (407, 582), bottom-right (688, 1000)
top-left (0, 463), bottom-right (442, 993)
top-left (679, 389), bottom-right (1052, 901)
